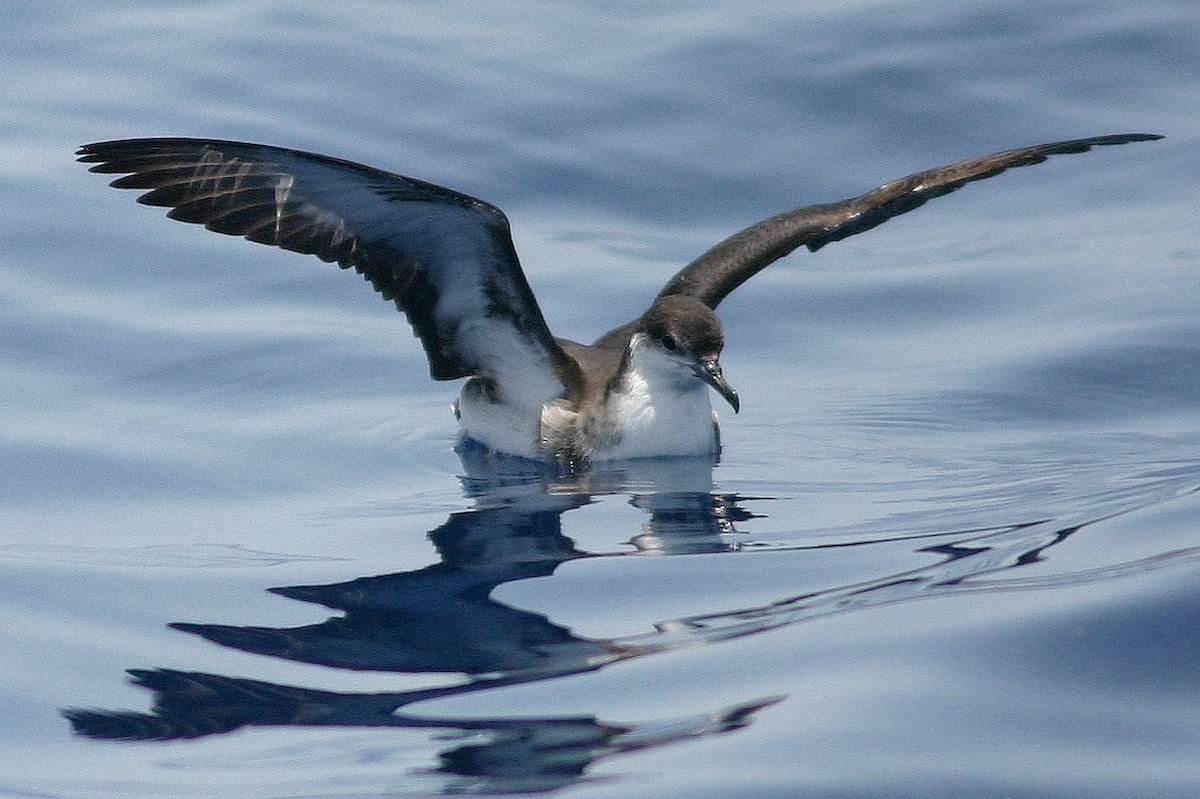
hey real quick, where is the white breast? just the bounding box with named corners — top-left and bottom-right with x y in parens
top-left (591, 339), bottom-right (719, 460)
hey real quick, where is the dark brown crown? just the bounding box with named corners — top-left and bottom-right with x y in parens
top-left (639, 295), bottom-right (724, 356)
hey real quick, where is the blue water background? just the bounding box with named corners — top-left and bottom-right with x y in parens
top-left (2, 2), bottom-right (1199, 796)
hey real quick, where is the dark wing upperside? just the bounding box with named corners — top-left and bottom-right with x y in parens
top-left (78, 138), bottom-right (582, 404)
top-left (658, 133), bottom-right (1163, 308)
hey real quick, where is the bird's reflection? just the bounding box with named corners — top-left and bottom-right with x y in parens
top-left (65, 445), bottom-right (778, 794)
top-left (65, 444), bottom-right (1200, 795)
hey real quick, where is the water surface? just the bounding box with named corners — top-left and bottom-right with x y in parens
top-left (2, 2), bottom-right (1199, 797)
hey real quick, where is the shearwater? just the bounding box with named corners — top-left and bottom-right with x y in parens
top-left (78, 133), bottom-right (1161, 464)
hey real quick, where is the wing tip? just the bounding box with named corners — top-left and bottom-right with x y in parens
top-left (76, 137), bottom-right (221, 165)
top-left (76, 139), bottom-right (144, 161)
top-left (784, 133), bottom-right (1163, 257)
top-left (1084, 132), bottom-right (1164, 148)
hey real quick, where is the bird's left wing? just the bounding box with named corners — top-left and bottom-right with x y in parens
top-left (658, 133), bottom-right (1162, 308)
top-left (78, 138), bottom-right (582, 406)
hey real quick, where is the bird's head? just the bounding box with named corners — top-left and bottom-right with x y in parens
top-left (635, 295), bottom-right (739, 413)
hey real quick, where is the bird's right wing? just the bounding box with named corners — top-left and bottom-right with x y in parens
top-left (658, 133), bottom-right (1162, 308)
top-left (78, 138), bottom-right (582, 406)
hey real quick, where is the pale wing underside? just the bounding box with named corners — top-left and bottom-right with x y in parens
top-left (78, 138), bottom-right (581, 405)
top-left (659, 133), bottom-right (1162, 308)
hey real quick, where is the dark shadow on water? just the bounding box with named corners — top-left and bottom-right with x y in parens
top-left (63, 442), bottom-right (1200, 795)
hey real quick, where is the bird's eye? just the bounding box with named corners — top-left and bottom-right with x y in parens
top-left (661, 335), bottom-right (677, 351)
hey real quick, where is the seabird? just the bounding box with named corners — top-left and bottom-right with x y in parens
top-left (77, 133), bottom-right (1161, 463)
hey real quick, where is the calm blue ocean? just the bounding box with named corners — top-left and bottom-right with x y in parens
top-left (2, 2), bottom-right (1198, 796)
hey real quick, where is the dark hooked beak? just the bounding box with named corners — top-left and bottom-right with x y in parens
top-left (696, 356), bottom-right (740, 413)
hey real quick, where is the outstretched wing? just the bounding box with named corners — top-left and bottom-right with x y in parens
top-left (78, 138), bottom-right (582, 405)
top-left (658, 133), bottom-right (1163, 308)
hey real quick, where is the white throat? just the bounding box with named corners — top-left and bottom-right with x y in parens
top-left (593, 334), bottom-right (719, 460)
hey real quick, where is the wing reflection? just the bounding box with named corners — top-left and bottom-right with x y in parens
top-left (65, 668), bottom-right (778, 794)
top-left (172, 497), bottom-right (602, 675)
